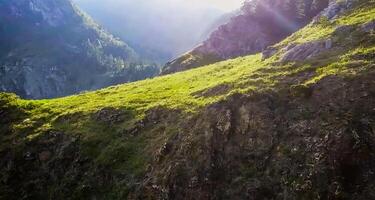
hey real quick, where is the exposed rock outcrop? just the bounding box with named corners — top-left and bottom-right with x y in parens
top-left (362, 20), bottom-right (375, 32)
top-left (262, 47), bottom-right (278, 60)
top-left (1, 0), bottom-right (374, 199)
top-left (313, 0), bottom-right (355, 23)
top-left (3, 71), bottom-right (375, 199)
top-left (282, 39), bottom-right (333, 62)
top-left (162, 0), bottom-right (330, 74)
top-left (138, 72), bottom-right (375, 199)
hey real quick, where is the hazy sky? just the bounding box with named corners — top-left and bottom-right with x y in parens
top-left (76, 0), bottom-right (245, 12)
top-left (173, 0), bottom-right (245, 11)
top-left (74, 0), bottom-right (246, 62)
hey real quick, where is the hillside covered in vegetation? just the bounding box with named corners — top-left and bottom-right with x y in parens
top-left (1, 0), bottom-right (375, 199)
top-left (0, 0), bottom-right (159, 99)
top-left (162, 0), bottom-right (330, 74)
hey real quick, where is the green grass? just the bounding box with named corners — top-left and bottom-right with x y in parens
top-left (279, 23), bottom-right (335, 46)
top-left (277, 0), bottom-right (375, 48)
top-left (21, 54), bottom-right (264, 119)
top-left (5, 0), bottom-right (374, 122)
top-left (1, 2), bottom-right (375, 197)
top-left (337, 4), bottom-right (375, 25)
top-left (3, 0), bottom-right (375, 141)
top-left (304, 46), bottom-right (375, 85)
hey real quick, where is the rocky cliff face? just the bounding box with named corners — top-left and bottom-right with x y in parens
top-left (139, 75), bottom-right (375, 199)
top-left (162, 0), bottom-right (329, 74)
top-left (0, 0), bottom-right (374, 199)
top-left (0, 0), bottom-right (159, 99)
top-left (3, 73), bottom-right (375, 199)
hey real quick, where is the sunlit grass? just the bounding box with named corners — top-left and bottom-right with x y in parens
top-left (278, 0), bottom-right (375, 47)
top-left (1, 0), bottom-right (373, 133)
top-left (1, 2), bottom-right (375, 192)
top-left (32, 54), bottom-right (264, 115)
top-left (337, 4), bottom-right (375, 25)
top-left (279, 24), bottom-right (335, 46)
top-left (304, 46), bottom-right (375, 85)
top-left (5, 1), bottom-right (375, 128)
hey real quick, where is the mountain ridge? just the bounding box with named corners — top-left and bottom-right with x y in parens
top-left (0, 0), bottom-right (159, 99)
top-left (162, 0), bottom-right (330, 74)
top-left (1, 0), bottom-right (375, 199)
top-left (73, 0), bottom-right (229, 64)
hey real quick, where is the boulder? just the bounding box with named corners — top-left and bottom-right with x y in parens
top-left (335, 25), bottom-right (353, 33)
top-left (282, 40), bottom-right (329, 62)
top-left (313, 0), bottom-right (354, 23)
top-left (24, 151), bottom-right (36, 161)
top-left (93, 107), bottom-right (128, 124)
top-left (362, 20), bottom-right (375, 33)
top-left (262, 47), bottom-right (278, 60)
top-left (325, 39), bottom-right (333, 49)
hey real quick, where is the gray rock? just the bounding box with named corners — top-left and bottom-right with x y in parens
top-left (282, 41), bottom-right (327, 62)
top-left (262, 47), bottom-right (278, 60)
top-left (313, 0), bottom-right (355, 23)
top-left (325, 39), bottom-right (333, 49)
top-left (24, 151), bottom-right (36, 161)
top-left (286, 44), bottom-right (297, 51)
top-left (334, 25), bottom-right (354, 34)
top-left (195, 20), bottom-right (271, 59)
top-left (362, 20), bottom-right (375, 33)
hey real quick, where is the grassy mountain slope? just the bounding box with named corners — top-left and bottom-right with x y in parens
top-left (1, 0), bottom-right (375, 199)
top-left (161, 0), bottom-right (329, 75)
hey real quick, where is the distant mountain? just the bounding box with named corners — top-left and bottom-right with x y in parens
top-left (2, 0), bottom-right (375, 199)
top-left (0, 0), bottom-right (159, 99)
top-left (73, 0), bottom-right (228, 64)
top-left (200, 10), bottom-right (240, 42)
top-left (162, 0), bottom-right (329, 74)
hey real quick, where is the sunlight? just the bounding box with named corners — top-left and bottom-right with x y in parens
top-left (256, 0), bottom-right (299, 31)
top-left (76, 0), bottom-right (245, 12)
top-left (2, 0), bottom-right (375, 198)
top-left (187, 0), bottom-right (245, 11)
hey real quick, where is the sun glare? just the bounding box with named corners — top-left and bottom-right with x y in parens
top-left (187, 0), bottom-right (245, 11)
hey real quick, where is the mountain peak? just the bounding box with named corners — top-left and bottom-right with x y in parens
top-left (1, 0), bottom-right (375, 199)
top-left (0, 0), bottom-right (158, 99)
top-left (162, 0), bottom-right (330, 74)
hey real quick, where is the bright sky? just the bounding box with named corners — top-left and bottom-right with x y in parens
top-left (76, 0), bottom-right (245, 12)
top-left (191, 0), bottom-right (245, 11)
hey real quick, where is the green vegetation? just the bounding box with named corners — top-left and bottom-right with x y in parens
top-left (279, 0), bottom-right (375, 46)
top-left (337, 3), bottom-right (375, 25)
top-left (0, 0), bottom-right (159, 99)
top-left (305, 46), bottom-right (375, 85)
top-left (278, 22), bottom-right (334, 45)
top-left (163, 0), bottom-right (331, 74)
top-left (22, 0), bottom-right (375, 118)
top-left (3, 0), bottom-right (375, 157)
top-left (162, 51), bottom-right (221, 74)
top-left (38, 55), bottom-right (263, 114)
top-left (1, 0), bottom-right (375, 198)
